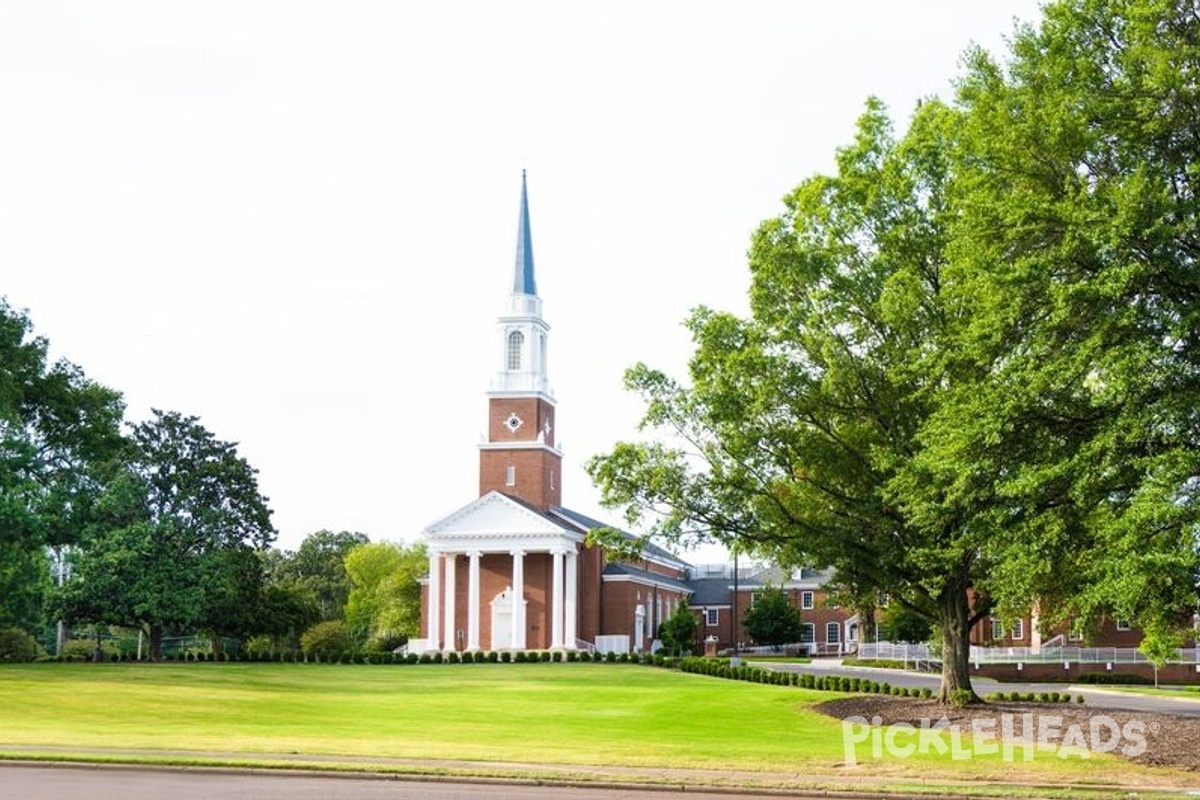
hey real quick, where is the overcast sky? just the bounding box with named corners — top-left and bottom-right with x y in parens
top-left (0, 1), bottom-right (1046, 553)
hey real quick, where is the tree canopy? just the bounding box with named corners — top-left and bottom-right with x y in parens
top-left (589, 0), bottom-right (1200, 702)
top-left (55, 410), bottom-right (276, 659)
top-left (742, 588), bottom-right (804, 652)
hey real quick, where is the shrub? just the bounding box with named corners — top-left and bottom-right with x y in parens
top-left (497, 651), bottom-right (508, 663)
top-left (0, 628), bottom-right (39, 663)
top-left (1075, 694), bottom-right (1086, 704)
top-left (947, 689), bottom-right (976, 708)
top-left (64, 638), bottom-right (122, 662)
top-left (447, 651), bottom-right (460, 664)
top-left (919, 687), bottom-right (933, 699)
top-left (605, 651), bottom-right (617, 663)
top-left (540, 651), bottom-right (552, 662)
top-left (300, 621), bottom-right (352, 662)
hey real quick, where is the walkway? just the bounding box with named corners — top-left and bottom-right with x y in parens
top-left (756, 658), bottom-right (1200, 717)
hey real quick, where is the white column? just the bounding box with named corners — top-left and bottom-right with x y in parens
top-left (551, 549), bottom-right (565, 650)
top-left (443, 553), bottom-right (457, 651)
top-left (467, 551), bottom-right (481, 651)
top-left (564, 548), bottom-right (577, 649)
top-left (427, 551), bottom-right (441, 648)
top-left (511, 550), bottom-right (525, 649)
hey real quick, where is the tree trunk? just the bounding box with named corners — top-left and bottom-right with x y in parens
top-left (148, 625), bottom-right (164, 662)
top-left (936, 586), bottom-right (977, 704)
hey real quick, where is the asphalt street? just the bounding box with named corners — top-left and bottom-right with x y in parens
top-left (0, 765), bottom-right (839, 799)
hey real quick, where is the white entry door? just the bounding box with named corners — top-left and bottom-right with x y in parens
top-left (491, 588), bottom-right (514, 650)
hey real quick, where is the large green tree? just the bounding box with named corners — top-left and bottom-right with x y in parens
top-left (589, 0), bottom-right (1200, 704)
top-left (927, 0), bottom-right (1200, 642)
top-left (742, 588), bottom-right (804, 652)
top-left (55, 410), bottom-right (276, 659)
top-left (273, 530), bottom-right (369, 621)
top-left (343, 540), bottom-right (427, 650)
top-left (0, 299), bottom-right (124, 634)
top-left (589, 99), bottom-right (996, 701)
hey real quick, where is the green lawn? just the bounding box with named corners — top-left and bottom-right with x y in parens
top-left (0, 662), bottom-right (1186, 793)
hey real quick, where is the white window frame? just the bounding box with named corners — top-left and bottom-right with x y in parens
top-left (1011, 619), bottom-right (1024, 640)
top-left (705, 608), bottom-right (719, 627)
top-left (800, 623), bottom-right (815, 643)
top-left (990, 618), bottom-right (1004, 640)
top-left (825, 622), bottom-right (840, 644)
top-left (801, 591), bottom-right (814, 610)
top-left (1116, 619), bottom-right (1131, 631)
top-left (507, 330), bottom-right (524, 370)
top-left (505, 464), bottom-right (515, 486)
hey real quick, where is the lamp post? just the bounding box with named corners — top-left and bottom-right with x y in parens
top-left (730, 548), bottom-right (740, 667)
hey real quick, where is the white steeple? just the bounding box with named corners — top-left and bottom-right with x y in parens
top-left (491, 171), bottom-right (552, 399)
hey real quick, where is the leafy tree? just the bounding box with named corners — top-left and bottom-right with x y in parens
top-left (55, 410), bottom-right (276, 660)
top-left (657, 601), bottom-right (698, 656)
top-left (931, 0), bottom-right (1200, 645)
top-left (1138, 622), bottom-right (1183, 688)
top-left (588, 99), bottom-right (995, 701)
top-left (0, 299), bottom-right (124, 634)
top-left (742, 587), bottom-right (804, 652)
top-left (589, 0), bottom-right (1200, 703)
top-left (343, 541), bottom-right (427, 650)
top-left (251, 579), bottom-right (320, 652)
top-left (273, 530), bottom-right (369, 621)
top-left (879, 604), bottom-right (932, 644)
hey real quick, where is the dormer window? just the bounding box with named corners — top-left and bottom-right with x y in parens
top-left (507, 331), bottom-right (524, 370)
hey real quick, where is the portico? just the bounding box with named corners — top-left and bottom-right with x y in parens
top-left (422, 491), bottom-right (583, 652)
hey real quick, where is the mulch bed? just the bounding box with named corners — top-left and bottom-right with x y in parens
top-left (816, 695), bottom-right (1200, 771)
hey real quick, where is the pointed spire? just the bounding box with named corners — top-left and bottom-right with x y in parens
top-left (512, 170), bottom-right (537, 296)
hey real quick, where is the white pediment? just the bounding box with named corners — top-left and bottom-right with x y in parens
top-left (423, 491), bottom-right (584, 553)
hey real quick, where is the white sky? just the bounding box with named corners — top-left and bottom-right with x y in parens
top-left (0, 1), bottom-right (1045, 553)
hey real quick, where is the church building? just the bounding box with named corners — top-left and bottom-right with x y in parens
top-left (415, 173), bottom-right (692, 653)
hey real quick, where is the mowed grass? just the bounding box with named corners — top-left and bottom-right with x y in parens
top-left (0, 663), bottom-right (843, 768)
top-left (0, 662), bottom-right (1183, 787)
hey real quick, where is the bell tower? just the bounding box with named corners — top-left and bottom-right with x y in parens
top-left (479, 172), bottom-right (563, 509)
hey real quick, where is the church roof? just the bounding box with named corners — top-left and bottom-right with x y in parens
top-left (549, 506), bottom-right (691, 570)
top-left (686, 577), bottom-right (734, 607)
top-left (601, 562), bottom-right (693, 593)
top-left (512, 170), bottom-right (537, 296)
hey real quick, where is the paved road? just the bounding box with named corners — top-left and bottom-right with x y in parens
top-left (0, 764), bottom-right (830, 799)
top-left (754, 659), bottom-right (1200, 716)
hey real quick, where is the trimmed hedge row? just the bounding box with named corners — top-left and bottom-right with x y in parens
top-left (39, 649), bottom-right (683, 666)
top-left (985, 690), bottom-right (1085, 704)
top-left (679, 657), bottom-right (935, 698)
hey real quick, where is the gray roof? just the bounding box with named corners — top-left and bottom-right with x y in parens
top-left (601, 563), bottom-right (693, 593)
top-left (549, 506), bottom-right (691, 570)
top-left (686, 577), bottom-right (733, 607)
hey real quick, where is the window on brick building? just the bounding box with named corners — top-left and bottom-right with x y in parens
top-left (800, 623), bottom-right (815, 643)
top-left (705, 608), bottom-right (719, 626)
top-left (825, 622), bottom-right (840, 644)
top-left (801, 591), bottom-right (814, 610)
top-left (1116, 619), bottom-right (1131, 631)
top-left (505, 465), bottom-right (515, 486)
top-left (1011, 619), bottom-right (1024, 639)
top-left (990, 618), bottom-right (1004, 640)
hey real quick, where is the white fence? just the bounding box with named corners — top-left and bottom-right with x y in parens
top-left (857, 642), bottom-right (933, 663)
top-left (968, 646), bottom-right (1200, 665)
top-left (860, 642), bottom-right (1200, 666)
